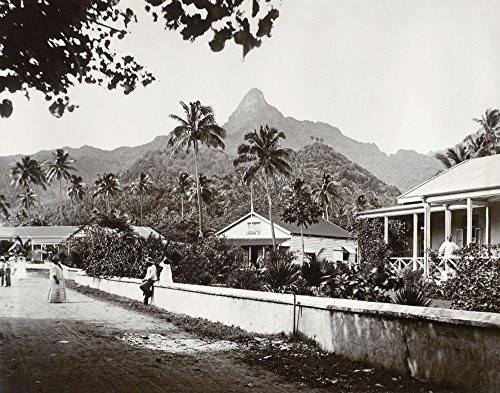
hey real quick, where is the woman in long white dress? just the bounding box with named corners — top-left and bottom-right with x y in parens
top-left (13, 256), bottom-right (28, 280)
top-left (48, 256), bottom-right (66, 303)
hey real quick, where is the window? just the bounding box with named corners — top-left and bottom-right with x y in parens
top-left (247, 222), bottom-right (261, 235)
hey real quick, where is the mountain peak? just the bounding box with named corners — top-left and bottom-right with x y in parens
top-left (237, 88), bottom-right (267, 109)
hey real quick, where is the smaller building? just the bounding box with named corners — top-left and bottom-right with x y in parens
top-left (0, 225), bottom-right (162, 261)
top-left (217, 211), bottom-right (355, 264)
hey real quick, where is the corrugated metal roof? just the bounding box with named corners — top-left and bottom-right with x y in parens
top-left (0, 225), bottom-right (161, 241)
top-left (0, 226), bottom-right (77, 240)
top-left (224, 238), bottom-right (289, 247)
top-left (271, 215), bottom-right (351, 238)
top-left (399, 155), bottom-right (500, 201)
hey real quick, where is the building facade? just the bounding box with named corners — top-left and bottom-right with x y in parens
top-left (217, 211), bottom-right (355, 264)
top-left (358, 154), bottom-right (500, 278)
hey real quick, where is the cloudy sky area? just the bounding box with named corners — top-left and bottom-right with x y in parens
top-left (1, 0), bottom-right (500, 156)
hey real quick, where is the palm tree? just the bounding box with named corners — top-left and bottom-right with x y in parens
top-left (130, 172), bottom-right (153, 225)
top-left (46, 149), bottom-right (76, 225)
top-left (173, 172), bottom-right (193, 219)
top-left (67, 174), bottom-right (86, 223)
top-left (434, 144), bottom-right (469, 169)
top-left (312, 173), bottom-right (338, 221)
top-left (168, 101), bottom-right (226, 236)
top-left (17, 188), bottom-right (37, 220)
top-left (0, 194), bottom-right (10, 220)
top-left (94, 173), bottom-right (122, 213)
top-left (282, 178), bottom-right (322, 264)
top-left (331, 199), bottom-right (350, 228)
top-left (10, 156), bottom-right (46, 220)
top-left (189, 173), bottom-right (216, 206)
top-left (234, 125), bottom-right (293, 249)
top-left (472, 108), bottom-right (500, 156)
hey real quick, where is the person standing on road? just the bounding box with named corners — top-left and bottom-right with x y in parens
top-left (12, 255), bottom-right (28, 281)
top-left (0, 257), bottom-right (5, 287)
top-left (140, 257), bottom-right (157, 305)
top-left (48, 254), bottom-right (66, 303)
top-left (4, 257), bottom-right (15, 287)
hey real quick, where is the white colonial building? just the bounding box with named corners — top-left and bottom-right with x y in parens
top-left (358, 154), bottom-right (500, 278)
top-left (217, 210), bottom-right (355, 265)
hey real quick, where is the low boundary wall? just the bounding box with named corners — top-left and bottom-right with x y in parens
top-left (74, 272), bottom-right (500, 392)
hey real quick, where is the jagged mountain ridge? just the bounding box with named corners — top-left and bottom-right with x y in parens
top-left (223, 88), bottom-right (442, 191)
top-left (0, 88), bottom-right (440, 204)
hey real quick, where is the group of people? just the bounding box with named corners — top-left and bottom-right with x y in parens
top-left (139, 256), bottom-right (171, 305)
top-left (0, 255), bottom-right (28, 287)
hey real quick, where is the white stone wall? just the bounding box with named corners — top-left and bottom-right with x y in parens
top-left (75, 271), bottom-right (500, 392)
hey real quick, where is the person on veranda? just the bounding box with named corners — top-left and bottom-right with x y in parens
top-left (438, 235), bottom-right (459, 258)
top-left (140, 257), bottom-right (157, 305)
top-left (48, 254), bottom-right (66, 303)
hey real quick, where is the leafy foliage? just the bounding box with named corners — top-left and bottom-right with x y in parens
top-left (443, 244), bottom-right (500, 313)
top-left (325, 263), bottom-right (402, 302)
top-left (435, 108), bottom-right (500, 169)
top-left (0, 1), bottom-right (280, 117)
top-left (262, 249), bottom-right (302, 293)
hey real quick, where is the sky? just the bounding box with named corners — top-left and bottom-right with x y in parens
top-left (1, 0), bottom-right (500, 156)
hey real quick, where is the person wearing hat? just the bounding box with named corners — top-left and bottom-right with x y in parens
top-left (0, 256), bottom-right (5, 287)
top-left (48, 254), bottom-right (66, 303)
top-left (140, 256), bottom-right (157, 305)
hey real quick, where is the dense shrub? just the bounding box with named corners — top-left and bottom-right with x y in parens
top-left (444, 244), bottom-right (500, 313)
top-left (170, 237), bottom-right (245, 286)
top-left (69, 227), bottom-right (245, 286)
top-left (262, 249), bottom-right (302, 293)
top-left (325, 263), bottom-right (401, 302)
top-left (226, 268), bottom-right (263, 291)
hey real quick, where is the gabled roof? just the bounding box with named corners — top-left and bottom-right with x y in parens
top-left (399, 154), bottom-right (500, 203)
top-left (217, 211), bottom-right (351, 239)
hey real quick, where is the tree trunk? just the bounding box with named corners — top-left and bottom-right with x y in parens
top-left (325, 203), bottom-right (329, 221)
top-left (181, 195), bottom-right (184, 219)
top-left (194, 150), bottom-right (203, 237)
top-left (36, 194), bottom-right (43, 225)
top-left (263, 173), bottom-right (276, 249)
top-left (26, 190), bottom-right (31, 221)
top-left (301, 224), bottom-right (305, 265)
top-left (140, 192), bottom-right (143, 225)
top-left (59, 178), bottom-right (62, 225)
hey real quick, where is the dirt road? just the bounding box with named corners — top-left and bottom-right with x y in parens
top-left (0, 273), bottom-right (320, 393)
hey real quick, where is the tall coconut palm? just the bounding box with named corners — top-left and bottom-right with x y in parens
top-left (67, 174), bottom-right (86, 223)
top-left (46, 149), bottom-right (76, 225)
top-left (312, 173), bottom-right (339, 221)
top-left (130, 172), bottom-right (153, 225)
top-left (17, 188), bottom-right (37, 220)
top-left (434, 144), bottom-right (469, 169)
top-left (233, 125), bottom-right (293, 249)
top-left (173, 171), bottom-right (193, 219)
top-left (0, 194), bottom-right (10, 220)
top-left (93, 173), bottom-right (122, 213)
top-left (472, 108), bottom-right (500, 156)
top-left (168, 101), bottom-right (226, 236)
top-left (10, 156), bottom-right (46, 220)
